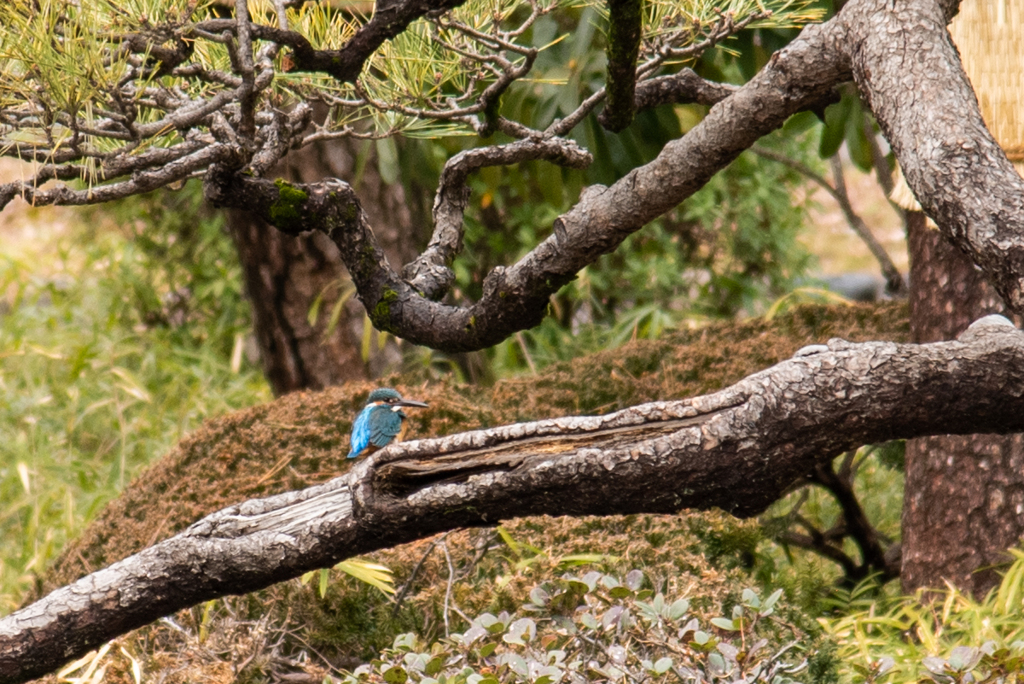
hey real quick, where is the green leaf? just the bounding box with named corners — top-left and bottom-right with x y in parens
top-left (425, 656), bottom-right (444, 676)
top-left (497, 526), bottom-right (522, 558)
top-left (319, 567), bottom-right (330, 598)
top-left (375, 138), bottom-right (401, 185)
top-left (502, 654), bottom-right (529, 677)
top-left (761, 588), bottom-right (783, 616)
top-left (336, 559), bottom-right (396, 596)
top-left (710, 617), bottom-right (736, 631)
top-left (783, 110), bottom-right (818, 135)
top-left (558, 553), bottom-right (615, 567)
top-left (383, 666), bottom-right (409, 684)
top-left (325, 281), bottom-right (356, 336)
top-left (667, 598), bottom-right (689, 620)
top-left (819, 94), bottom-right (852, 159)
top-left (845, 105), bottom-right (874, 172)
top-left (307, 291), bottom-right (324, 326)
top-left (608, 586), bottom-right (632, 599)
top-left (503, 617), bottom-right (536, 645)
top-left (580, 571), bottom-right (602, 592)
top-left (707, 652), bottom-right (727, 675)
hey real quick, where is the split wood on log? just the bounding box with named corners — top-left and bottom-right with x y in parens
top-left (2, 315), bottom-right (1024, 683)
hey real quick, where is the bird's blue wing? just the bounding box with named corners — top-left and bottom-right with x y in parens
top-left (347, 407), bottom-right (373, 458)
top-left (369, 407), bottom-right (404, 448)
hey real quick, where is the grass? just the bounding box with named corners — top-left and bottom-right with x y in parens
top-left (0, 186), bottom-right (271, 611)
top-left (824, 551), bottom-right (1024, 682)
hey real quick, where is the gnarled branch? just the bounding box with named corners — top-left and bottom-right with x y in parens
top-left (3, 314), bottom-right (1024, 683)
top-left (204, 9), bottom-right (844, 351)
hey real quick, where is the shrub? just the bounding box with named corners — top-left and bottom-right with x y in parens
top-left (338, 570), bottom-right (821, 684)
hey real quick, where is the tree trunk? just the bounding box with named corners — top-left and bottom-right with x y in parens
top-left (902, 211), bottom-right (1024, 596)
top-left (227, 139), bottom-right (421, 395)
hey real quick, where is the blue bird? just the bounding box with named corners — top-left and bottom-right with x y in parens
top-left (347, 388), bottom-right (429, 459)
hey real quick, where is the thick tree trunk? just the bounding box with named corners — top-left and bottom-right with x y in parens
top-left (902, 211), bottom-right (1024, 596)
top-left (228, 139), bottom-right (421, 395)
top-left (229, 217), bottom-right (370, 393)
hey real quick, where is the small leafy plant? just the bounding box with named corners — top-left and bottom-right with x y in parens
top-left (337, 570), bottom-right (809, 684)
top-left (824, 549), bottom-right (1024, 683)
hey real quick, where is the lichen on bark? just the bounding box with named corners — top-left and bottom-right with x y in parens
top-left (268, 179), bottom-right (309, 230)
top-left (602, 0), bottom-right (643, 132)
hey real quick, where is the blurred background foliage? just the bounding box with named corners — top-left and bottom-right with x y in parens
top-left (0, 184), bottom-right (271, 608)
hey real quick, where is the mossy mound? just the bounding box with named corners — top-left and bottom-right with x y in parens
top-left (39, 301), bottom-right (909, 597)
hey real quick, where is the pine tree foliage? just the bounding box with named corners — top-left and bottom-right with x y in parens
top-left (0, 0), bottom-right (821, 203)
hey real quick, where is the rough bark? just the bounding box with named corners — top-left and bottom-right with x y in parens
top-left (902, 212), bottom-right (1024, 596)
top-left (227, 138), bottom-right (420, 395)
top-left (4, 315), bottom-right (1024, 683)
top-left (849, 2), bottom-right (1024, 312)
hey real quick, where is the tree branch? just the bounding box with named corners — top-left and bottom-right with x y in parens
top-left (601, 0), bottom-right (643, 132)
top-left (3, 314), bottom-right (1024, 682)
top-left (403, 137), bottom-right (594, 299)
top-left (809, 454), bottom-right (898, 580)
top-left (0, 144), bottom-right (239, 211)
top-left (7, 0), bottom-right (1014, 353)
top-left (776, 529), bottom-right (861, 578)
top-left (845, 0), bottom-right (1024, 310)
top-left (631, 69), bottom-right (739, 112)
top-left (206, 10), bottom-right (845, 351)
top-left (235, 0), bottom-right (471, 84)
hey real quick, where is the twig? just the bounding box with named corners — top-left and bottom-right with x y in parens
top-left (862, 110), bottom-right (894, 197)
top-left (516, 332), bottom-right (537, 373)
top-left (830, 154), bottom-right (906, 295)
top-left (234, 0), bottom-right (257, 139)
top-left (441, 539), bottom-right (455, 637)
top-left (750, 145), bottom-right (905, 295)
top-left (810, 457), bottom-right (897, 580)
top-left (776, 530), bottom-right (859, 577)
top-left (273, 0), bottom-right (289, 30)
top-left (391, 533), bottom-right (445, 617)
top-left (457, 529), bottom-right (498, 580)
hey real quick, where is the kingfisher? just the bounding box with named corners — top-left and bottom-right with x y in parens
top-left (347, 387), bottom-right (429, 459)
